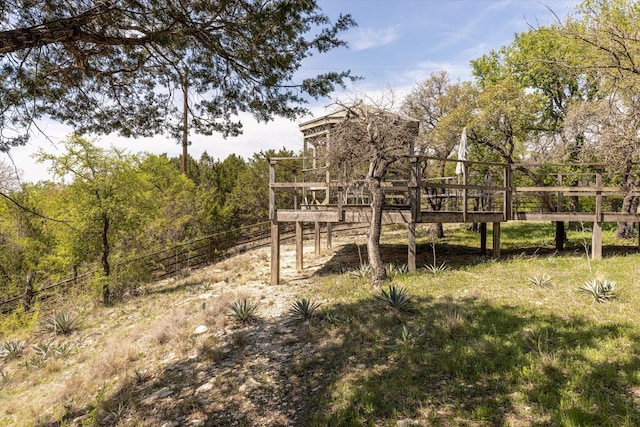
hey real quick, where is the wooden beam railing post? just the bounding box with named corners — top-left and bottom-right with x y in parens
top-left (555, 174), bottom-right (565, 251)
top-left (295, 221), bottom-right (303, 272)
top-left (408, 156), bottom-right (420, 272)
top-left (503, 166), bottom-right (512, 221)
top-left (593, 171), bottom-right (603, 259)
top-left (463, 162), bottom-right (468, 223)
top-left (271, 221), bottom-right (280, 285)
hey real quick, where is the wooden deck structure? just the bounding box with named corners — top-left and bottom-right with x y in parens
top-left (268, 111), bottom-right (640, 284)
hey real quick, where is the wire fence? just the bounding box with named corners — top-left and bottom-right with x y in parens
top-left (0, 221), bottom-right (368, 314)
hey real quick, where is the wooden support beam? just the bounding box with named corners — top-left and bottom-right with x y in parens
top-left (295, 221), bottom-right (303, 272)
top-left (480, 223), bottom-right (487, 256)
top-left (315, 222), bottom-right (321, 256)
top-left (326, 222), bottom-right (332, 249)
top-left (408, 222), bottom-right (416, 273)
top-left (270, 221), bottom-right (280, 285)
top-left (593, 172), bottom-right (603, 260)
top-left (492, 222), bottom-right (501, 259)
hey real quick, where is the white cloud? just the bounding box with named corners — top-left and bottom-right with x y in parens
top-left (349, 27), bottom-right (399, 51)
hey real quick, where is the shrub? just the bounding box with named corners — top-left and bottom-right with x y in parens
top-left (228, 299), bottom-right (258, 323)
top-left (289, 298), bottom-right (322, 323)
top-left (579, 279), bottom-right (617, 303)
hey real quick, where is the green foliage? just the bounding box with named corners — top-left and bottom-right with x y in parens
top-left (228, 299), bottom-right (259, 323)
top-left (0, 306), bottom-right (40, 337)
top-left (579, 279), bottom-right (617, 303)
top-left (289, 298), bottom-right (322, 323)
top-left (374, 285), bottom-right (412, 313)
top-left (0, 339), bottom-right (25, 360)
top-left (40, 312), bottom-right (79, 336)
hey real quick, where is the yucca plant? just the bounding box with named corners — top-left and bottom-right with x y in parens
top-left (0, 369), bottom-right (11, 388)
top-left (349, 263), bottom-right (371, 279)
top-left (52, 341), bottom-right (74, 358)
top-left (289, 298), bottom-right (322, 322)
top-left (423, 261), bottom-right (448, 274)
top-left (387, 263), bottom-right (409, 277)
top-left (228, 298), bottom-right (258, 323)
top-left (0, 340), bottom-right (26, 360)
top-left (41, 312), bottom-right (79, 336)
top-left (579, 278), bottom-right (617, 303)
top-left (32, 340), bottom-right (54, 360)
top-left (375, 285), bottom-right (412, 313)
top-left (528, 273), bottom-right (553, 287)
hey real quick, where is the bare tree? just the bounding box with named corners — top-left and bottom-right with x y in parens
top-left (327, 94), bottom-right (418, 287)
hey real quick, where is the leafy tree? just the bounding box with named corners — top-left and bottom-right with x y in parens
top-left (327, 98), bottom-right (418, 287)
top-left (35, 135), bottom-right (152, 304)
top-left (225, 148), bottom-right (297, 227)
top-left (401, 71), bottom-right (472, 237)
top-left (0, 0), bottom-right (357, 156)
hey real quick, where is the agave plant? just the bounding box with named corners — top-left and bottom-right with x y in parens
top-left (528, 273), bottom-right (553, 287)
top-left (349, 263), bottom-right (371, 279)
top-left (579, 279), bottom-right (617, 303)
top-left (228, 298), bottom-right (258, 323)
top-left (0, 340), bottom-right (26, 360)
top-left (289, 298), bottom-right (322, 322)
top-left (387, 263), bottom-right (409, 277)
top-left (375, 285), bottom-right (412, 313)
top-left (32, 340), bottom-right (54, 360)
top-left (423, 262), bottom-right (448, 274)
top-left (41, 312), bottom-right (79, 336)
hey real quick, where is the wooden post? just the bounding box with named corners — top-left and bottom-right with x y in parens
top-left (555, 174), bottom-right (565, 251)
top-left (503, 166), bottom-right (512, 221)
top-left (408, 156), bottom-right (420, 273)
top-left (463, 163), bottom-right (468, 223)
top-left (408, 222), bottom-right (416, 273)
top-left (592, 171), bottom-right (603, 259)
top-left (315, 222), bottom-right (321, 256)
top-left (492, 222), bottom-right (501, 259)
top-left (480, 223), bottom-right (487, 255)
top-left (326, 222), bottom-right (332, 249)
top-left (270, 221), bottom-right (280, 285)
top-left (295, 221), bottom-right (303, 272)
top-left (269, 160), bottom-right (276, 220)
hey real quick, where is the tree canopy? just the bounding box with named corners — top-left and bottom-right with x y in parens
top-left (0, 0), bottom-right (356, 151)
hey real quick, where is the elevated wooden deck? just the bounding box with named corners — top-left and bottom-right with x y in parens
top-left (268, 156), bottom-right (640, 284)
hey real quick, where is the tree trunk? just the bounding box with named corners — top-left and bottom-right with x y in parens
top-left (616, 194), bottom-right (639, 238)
top-left (101, 212), bottom-right (111, 304)
top-left (366, 174), bottom-right (387, 288)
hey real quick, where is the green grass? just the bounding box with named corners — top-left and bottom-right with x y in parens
top-left (299, 222), bottom-right (640, 426)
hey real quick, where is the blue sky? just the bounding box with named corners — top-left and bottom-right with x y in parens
top-left (4, 0), bottom-right (578, 183)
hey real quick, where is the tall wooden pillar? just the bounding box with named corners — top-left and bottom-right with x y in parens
top-left (480, 223), bottom-right (487, 255)
top-left (492, 222), bottom-right (501, 259)
top-left (408, 223), bottom-right (416, 273)
top-left (271, 221), bottom-right (280, 285)
top-left (295, 221), bottom-right (303, 272)
top-left (592, 171), bottom-right (603, 259)
top-left (314, 222), bottom-right (321, 256)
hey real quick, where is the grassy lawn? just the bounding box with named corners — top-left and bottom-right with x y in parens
top-left (298, 222), bottom-right (640, 426)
